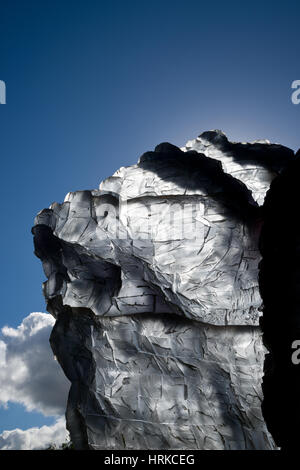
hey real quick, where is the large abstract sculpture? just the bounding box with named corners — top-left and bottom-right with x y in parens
top-left (32, 131), bottom-right (295, 449)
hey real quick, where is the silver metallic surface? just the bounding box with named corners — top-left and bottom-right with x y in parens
top-left (33, 131), bottom-right (294, 449)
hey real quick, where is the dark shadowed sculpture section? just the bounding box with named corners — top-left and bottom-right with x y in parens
top-left (32, 131), bottom-right (295, 449)
top-left (259, 153), bottom-right (300, 449)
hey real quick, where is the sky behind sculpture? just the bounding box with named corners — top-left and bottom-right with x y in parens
top-left (0, 0), bottom-right (300, 447)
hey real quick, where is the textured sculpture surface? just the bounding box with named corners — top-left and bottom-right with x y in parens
top-left (32, 131), bottom-right (294, 449)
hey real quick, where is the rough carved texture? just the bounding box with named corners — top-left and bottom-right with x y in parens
top-left (33, 131), bottom-right (294, 449)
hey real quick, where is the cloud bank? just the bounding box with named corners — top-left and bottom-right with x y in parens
top-left (0, 312), bottom-right (70, 449)
top-left (0, 416), bottom-right (68, 450)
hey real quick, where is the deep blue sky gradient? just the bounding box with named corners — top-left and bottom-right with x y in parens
top-left (1, 0), bottom-right (300, 433)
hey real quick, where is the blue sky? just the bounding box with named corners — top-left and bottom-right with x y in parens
top-left (0, 0), bottom-right (300, 447)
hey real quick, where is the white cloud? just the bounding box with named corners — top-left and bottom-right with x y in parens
top-left (0, 416), bottom-right (68, 450)
top-left (0, 312), bottom-right (70, 416)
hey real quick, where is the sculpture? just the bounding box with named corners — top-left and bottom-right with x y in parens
top-left (32, 131), bottom-right (295, 449)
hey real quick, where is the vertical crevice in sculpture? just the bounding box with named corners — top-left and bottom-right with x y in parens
top-left (259, 154), bottom-right (300, 449)
top-left (50, 307), bottom-right (97, 450)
